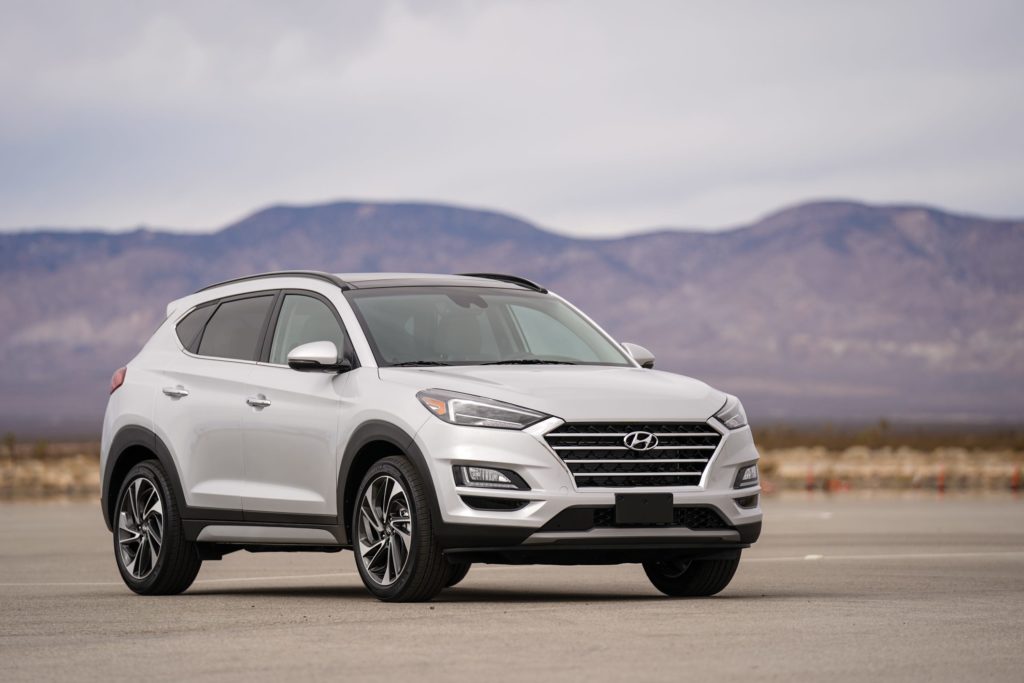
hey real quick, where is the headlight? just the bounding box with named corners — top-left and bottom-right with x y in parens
top-left (735, 463), bottom-right (759, 489)
top-left (714, 394), bottom-right (748, 430)
top-left (416, 389), bottom-right (549, 429)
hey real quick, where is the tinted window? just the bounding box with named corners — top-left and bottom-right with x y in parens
top-left (175, 304), bottom-right (216, 352)
top-left (268, 295), bottom-right (348, 365)
top-left (197, 295), bottom-right (274, 361)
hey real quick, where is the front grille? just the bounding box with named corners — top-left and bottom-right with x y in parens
top-left (544, 422), bottom-right (721, 488)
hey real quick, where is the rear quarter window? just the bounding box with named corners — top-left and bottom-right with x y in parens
top-left (175, 304), bottom-right (216, 352)
top-left (196, 295), bottom-right (275, 361)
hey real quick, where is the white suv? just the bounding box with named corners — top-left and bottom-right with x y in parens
top-left (101, 271), bottom-right (762, 601)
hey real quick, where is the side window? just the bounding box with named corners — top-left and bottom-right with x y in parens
top-left (196, 295), bottom-right (274, 361)
top-left (509, 304), bottom-right (601, 361)
top-left (175, 304), bottom-right (216, 352)
top-left (269, 294), bottom-right (348, 365)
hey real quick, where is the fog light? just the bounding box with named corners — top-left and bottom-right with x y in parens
top-left (734, 464), bottom-right (759, 489)
top-left (453, 466), bottom-right (529, 490)
top-left (735, 494), bottom-right (759, 509)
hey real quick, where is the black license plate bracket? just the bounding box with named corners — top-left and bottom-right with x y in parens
top-left (614, 493), bottom-right (673, 525)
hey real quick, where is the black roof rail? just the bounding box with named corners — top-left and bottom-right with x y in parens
top-left (457, 272), bottom-right (548, 294)
top-left (196, 270), bottom-right (351, 293)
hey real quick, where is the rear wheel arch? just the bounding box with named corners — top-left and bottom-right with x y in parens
top-left (103, 426), bottom-right (187, 531)
top-left (338, 420), bottom-right (440, 545)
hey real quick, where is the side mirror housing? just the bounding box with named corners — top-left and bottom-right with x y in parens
top-left (622, 342), bottom-right (655, 369)
top-left (287, 341), bottom-right (352, 373)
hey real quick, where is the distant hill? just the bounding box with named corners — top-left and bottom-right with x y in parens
top-left (1, 199), bottom-right (1022, 436)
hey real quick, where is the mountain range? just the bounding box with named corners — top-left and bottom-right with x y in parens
top-left (1, 199), bottom-right (1022, 437)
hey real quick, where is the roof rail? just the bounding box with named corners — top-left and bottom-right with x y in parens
top-left (196, 270), bottom-right (351, 293)
top-left (457, 272), bottom-right (548, 294)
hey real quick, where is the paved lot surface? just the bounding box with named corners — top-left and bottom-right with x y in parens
top-left (2, 495), bottom-right (1023, 682)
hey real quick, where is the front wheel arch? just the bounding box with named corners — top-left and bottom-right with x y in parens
top-left (337, 420), bottom-right (442, 546)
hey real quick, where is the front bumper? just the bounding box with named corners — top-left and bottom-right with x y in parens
top-left (413, 416), bottom-right (763, 558)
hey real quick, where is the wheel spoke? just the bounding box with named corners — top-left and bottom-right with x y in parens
top-left (128, 480), bottom-right (141, 526)
top-left (118, 511), bottom-right (136, 533)
top-left (119, 526), bottom-right (141, 545)
top-left (136, 534), bottom-right (148, 574)
top-left (392, 513), bottom-right (411, 547)
top-left (381, 541), bottom-right (393, 585)
top-left (146, 526), bottom-right (162, 552)
top-left (144, 494), bottom-right (161, 521)
top-left (378, 478), bottom-right (393, 518)
top-left (360, 497), bottom-right (382, 534)
top-left (147, 534), bottom-right (159, 569)
top-left (124, 548), bottom-right (137, 575)
top-left (389, 534), bottom-right (406, 573)
top-left (384, 478), bottom-right (402, 507)
top-left (360, 537), bottom-right (385, 561)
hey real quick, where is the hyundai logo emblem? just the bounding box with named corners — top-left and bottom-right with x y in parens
top-left (623, 431), bottom-right (659, 451)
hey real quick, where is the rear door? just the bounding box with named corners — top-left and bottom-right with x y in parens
top-left (241, 291), bottom-right (358, 517)
top-left (155, 292), bottom-right (276, 512)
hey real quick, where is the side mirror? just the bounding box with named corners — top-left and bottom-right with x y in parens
top-left (287, 341), bottom-right (352, 373)
top-left (622, 342), bottom-right (655, 369)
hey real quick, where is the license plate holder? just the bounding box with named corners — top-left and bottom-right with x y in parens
top-left (614, 493), bottom-right (673, 525)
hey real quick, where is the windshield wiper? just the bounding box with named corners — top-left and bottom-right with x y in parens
top-left (389, 360), bottom-right (452, 367)
top-left (482, 359), bottom-right (577, 365)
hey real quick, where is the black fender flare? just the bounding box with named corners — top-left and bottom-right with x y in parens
top-left (102, 425), bottom-right (188, 531)
top-left (336, 420), bottom-right (442, 545)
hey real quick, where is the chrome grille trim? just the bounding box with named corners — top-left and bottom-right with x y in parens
top-left (544, 422), bottom-right (722, 488)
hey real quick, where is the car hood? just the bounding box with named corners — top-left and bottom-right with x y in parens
top-left (378, 365), bottom-right (727, 422)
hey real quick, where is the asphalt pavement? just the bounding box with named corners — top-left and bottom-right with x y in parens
top-left (2, 494), bottom-right (1023, 682)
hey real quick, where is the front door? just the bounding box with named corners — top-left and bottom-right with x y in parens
top-left (242, 292), bottom-right (356, 517)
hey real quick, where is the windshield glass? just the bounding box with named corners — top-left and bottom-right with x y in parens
top-left (346, 287), bottom-right (633, 367)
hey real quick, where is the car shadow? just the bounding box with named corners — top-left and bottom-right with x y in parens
top-left (185, 583), bottom-right (790, 603)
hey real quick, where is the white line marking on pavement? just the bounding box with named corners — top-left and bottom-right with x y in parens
top-left (747, 550), bottom-right (1024, 563)
top-left (1, 551), bottom-right (1022, 587)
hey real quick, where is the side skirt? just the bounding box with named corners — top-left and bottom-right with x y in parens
top-left (182, 516), bottom-right (347, 546)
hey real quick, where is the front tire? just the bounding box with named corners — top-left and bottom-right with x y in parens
top-left (353, 456), bottom-right (448, 602)
top-left (444, 561), bottom-right (471, 588)
top-left (113, 460), bottom-right (201, 595)
top-left (643, 554), bottom-right (741, 597)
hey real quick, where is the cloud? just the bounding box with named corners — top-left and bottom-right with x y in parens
top-left (1, 0), bottom-right (1022, 234)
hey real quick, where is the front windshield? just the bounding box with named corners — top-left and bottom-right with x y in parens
top-left (345, 287), bottom-right (633, 367)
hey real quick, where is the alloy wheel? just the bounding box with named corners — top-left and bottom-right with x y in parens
top-left (357, 475), bottom-right (412, 585)
top-left (117, 477), bottom-right (164, 580)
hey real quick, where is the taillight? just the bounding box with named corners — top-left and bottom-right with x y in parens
top-left (110, 367), bottom-right (127, 394)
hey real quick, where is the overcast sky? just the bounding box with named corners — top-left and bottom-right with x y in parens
top-left (1, 0), bottom-right (1022, 236)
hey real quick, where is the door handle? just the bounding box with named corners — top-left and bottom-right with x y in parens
top-left (246, 395), bottom-right (271, 408)
top-left (162, 386), bottom-right (189, 398)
